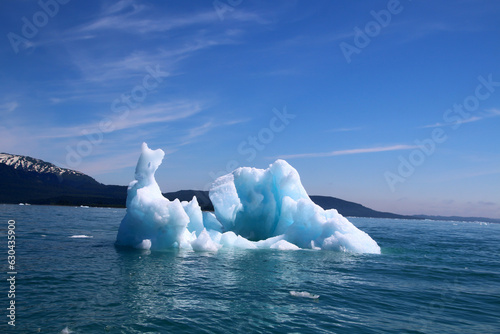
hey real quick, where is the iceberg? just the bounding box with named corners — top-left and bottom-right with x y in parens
top-left (115, 143), bottom-right (195, 250)
top-left (115, 143), bottom-right (381, 254)
top-left (209, 159), bottom-right (380, 253)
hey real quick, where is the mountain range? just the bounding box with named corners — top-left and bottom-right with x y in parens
top-left (1, 152), bottom-right (498, 223)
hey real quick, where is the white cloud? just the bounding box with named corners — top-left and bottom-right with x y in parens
top-left (72, 151), bottom-right (143, 176)
top-left (421, 109), bottom-right (500, 128)
top-left (101, 0), bottom-right (144, 16)
top-left (36, 100), bottom-right (204, 140)
top-left (327, 126), bottom-right (363, 133)
top-left (0, 101), bottom-right (18, 113)
top-left (79, 1), bottom-right (266, 35)
top-left (178, 117), bottom-right (252, 146)
top-left (279, 144), bottom-right (418, 159)
top-left (179, 121), bottom-right (215, 146)
top-left (487, 108), bottom-right (500, 116)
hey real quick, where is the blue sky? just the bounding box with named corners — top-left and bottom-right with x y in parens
top-left (1, 0), bottom-right (499, 218)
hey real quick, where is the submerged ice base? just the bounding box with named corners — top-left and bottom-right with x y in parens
top-left (115, 143), bottom-right (381, 254)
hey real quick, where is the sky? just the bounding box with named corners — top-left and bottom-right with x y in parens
top-left (1, 0), bottom-right (499, 219)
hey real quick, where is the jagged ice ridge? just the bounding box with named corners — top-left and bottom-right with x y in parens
top-left (115, 143), bottom-right (381, 254)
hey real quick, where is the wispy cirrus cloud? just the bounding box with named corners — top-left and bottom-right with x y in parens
top-left (36, 100), bottom-right (203, 140)
top-left (78, 0), bottom-right (225, 35)
top-left (327, 126), bottom-right (363, 133)
top-left (70, 150), bottom-right (142, 176)
top-left (79, 0), bottom-right (267, 35)
top-left (279, 144), bottom-right (418, 159)
top-left (35, 1), bottom-right (251, 91)
top-left (52, 28), bottom-right (242, 99)
top-left (421, 109), bottom-right (500, 128)
top-left (80, 10), bottom-right (217, 34)
top-left (178, 117), bottom-right (252, 146)
top-left (66, 35), bottom-right (231, 85)
top-left (0, 101), bottom-right (18, 113)
top-left (179, 121), bottom-right (215, 147)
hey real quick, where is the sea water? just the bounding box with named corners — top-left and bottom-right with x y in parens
top-left (0, 204), bottom-right (498, 333)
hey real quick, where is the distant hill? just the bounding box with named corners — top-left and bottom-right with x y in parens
top-left (0, 153), bottom-right (126, 207)
top-left (163, 190), bottom-right (213, 211)
top-left (309, 196), bottom-right (407, 219)
top-left (1, 152), bottom-right (499, 223)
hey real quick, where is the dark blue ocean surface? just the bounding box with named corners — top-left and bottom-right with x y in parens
top-left (0, 204), bottom-right (499, 333)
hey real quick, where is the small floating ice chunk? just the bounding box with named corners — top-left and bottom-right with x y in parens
top-left (69, 235), bottom-right (93, 238)
top-left (289, 291), bottom-right (319, 299)
top-left (61, 327), bottom-right (73, 334)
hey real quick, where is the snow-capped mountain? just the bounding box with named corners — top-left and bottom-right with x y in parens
top-left (0, 153), bottom-right (86, 177)
top-left (0, 152), bottom-right (121, 206)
